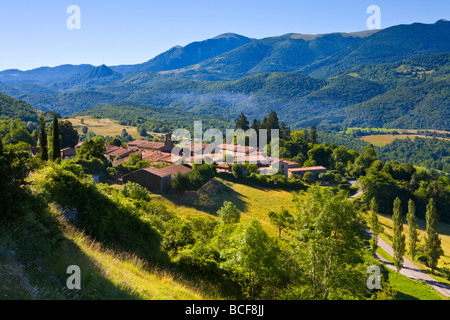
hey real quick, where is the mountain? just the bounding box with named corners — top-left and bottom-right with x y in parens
top-left (300, 20), bottom-right (450, 78)
top-left (62, 65), bottom-right (123, 87)
top-left (171, 31), bottom-right (378, 80)
top-left (0, 64), bottom-right (95, 84)
top-left (111, 33), bottom-right (253, 74)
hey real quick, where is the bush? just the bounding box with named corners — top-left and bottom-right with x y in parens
top-left (441, 267), bottom-right (450, 281)
top-left (172, 164), bottom-right (215, 192)
top-left (416, 255), bottom-right (429, 267)
top-left (162, 219), bottom-right (196, 254)
top-left (121, 181), bottom-right (151, 201)
top-left (232, 164), bottom-right (245, 179)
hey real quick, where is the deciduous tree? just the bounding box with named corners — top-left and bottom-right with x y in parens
top-left (392, 197), bottom-right (406, 272)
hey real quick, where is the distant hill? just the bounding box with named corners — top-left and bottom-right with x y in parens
top-left (0, 64), bottom-right (95, 83)
top-left (62, 65), bottom-right (123, 88)
top-left (0, 92), bottom-right (38, 122)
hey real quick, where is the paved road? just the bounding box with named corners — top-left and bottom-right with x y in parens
top-left (365, 228), bottom-right (450, 298)
top-left (350, 180), bottom-right (450, 298)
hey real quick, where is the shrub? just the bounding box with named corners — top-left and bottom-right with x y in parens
top-left (231, 163), bottom-right (245, 179)
top-left (217, 201), bottom-right (240, 224)
top-left (416, 254), bottom-right (429, 267)
top-left (121, 181), bottom-right (151, 201)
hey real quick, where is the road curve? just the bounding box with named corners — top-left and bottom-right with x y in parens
top-left (350, 180), bottom-right (450, 298)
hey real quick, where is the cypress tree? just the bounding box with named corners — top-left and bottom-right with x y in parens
top-left (392, 197), bottom-right (406, 271)
top-left (0, 137), bottom-right (3, 156)
top-left (52, 113), bottom-right (61, 161)
top-left (235, 112), bottom-right (250, 131)
top-left (38, 116), bottom-right (48, 161)
top-left (406, 199), bottom-right (419, 260)
top-left (310, 125), bottom-right (318, 144)
top-left (425, 198), bottom-right (443, 274)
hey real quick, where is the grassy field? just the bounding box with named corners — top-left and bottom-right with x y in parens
top-left (357, 134), bottom-right (420, 147)
top-left (65, 116), bottom-right (164, 140)
top-left (152, 176), bottom-right (299, 237)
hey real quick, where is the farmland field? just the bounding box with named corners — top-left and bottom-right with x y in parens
top-left (65, 116), bottom-right (163, 140)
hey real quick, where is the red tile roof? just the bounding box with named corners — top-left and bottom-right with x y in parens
top-left (128, 140), bottom-right (164, 150)
top-left (288, 166), bottom-right (327, 172)
top-left (142, 164), bottom-right (192, 178)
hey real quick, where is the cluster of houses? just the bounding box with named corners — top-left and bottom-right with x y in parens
top-left (29, 133), bottom-right (327, 193)
top-left (105, 133), bottom-right (327, 193)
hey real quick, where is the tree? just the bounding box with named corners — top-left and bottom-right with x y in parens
top-left (224, 219), bottom-right (280, 298)
top-left (279, 121), bottom-right (291, 141)
top-left (310, 125), bottom-right (318, 144)
top-left (425, 198), bottom-right (443, 274)
top-left (392, 197), bottom-right (406, 272)
top-left (294, 186), bottom-right (366, 300)
top-left (0, 137), bottom-right (3, 156)
top-left (235, 112), bottom-right (250, 131)
top-left (58, 120), bottom-right (79, 149)
top-left (217, 201), bottom-right (240, 224)
top-left (52, 113), bottom-right (61, 161)
top-left (251, 119), bottom-right (261, 131)
top-left (38, 116), bottom-right (48, 161)
top-left (268, 208), bottom-right (292, 238)
top-left (76, 137), bottom-right (107, 161)
top-left (81, 126), bottom-right (88, 134)
top-left (370, 198), bottom-right (381, 255)
top-left (406, 199), bottom-right (419, 260)
top-left (307, 145), bottom-right (333, 168)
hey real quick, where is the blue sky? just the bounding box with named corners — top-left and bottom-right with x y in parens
top-left (0, 0), bottom-right (449, 71)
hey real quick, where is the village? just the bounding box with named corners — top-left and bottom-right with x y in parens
top-left (34, 132), bottom-right (327, 194)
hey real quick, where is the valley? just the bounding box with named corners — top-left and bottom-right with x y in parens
top-left (1, 16), bottom-right (450, 303)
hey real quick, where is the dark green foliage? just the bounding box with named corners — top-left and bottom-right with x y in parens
top-left (38, 116), bottom-right (48, 161)
top-left (0, 119), bottom-right (36, 146)
top-left (406, 199), bottom-right (419, 260)
top-left (392, 197), bottom-right (406, 271)
top-left (0, 92), bottom-right (38, 123)
top-left (121, 181), bottom-right (151, 201)
top-left (370, 198), bottom-right (381, 255)
top-left (51, 113), bottom-right (61, 161)
top-left (0, 145), bottom-right (31, 219)
top-left (424, 198), bottom-right (443, 273)
top-left (231, 163), bottom-right (245, 179)
top-left (172, 163), bottom-right (216, 192)
top-left (377, 137), bottom-right (450, 174)
top-left (76, 137), bottom-right (107, 161)
top-left (235, 112), bottom-right (249, 131)
top-left (58, 120), bottom-right (79, 149)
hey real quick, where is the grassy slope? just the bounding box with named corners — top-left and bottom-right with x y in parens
top-left (0, 209), bottom-right (218, 300)
top-left (153, 176), bottom-right (299, 236)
